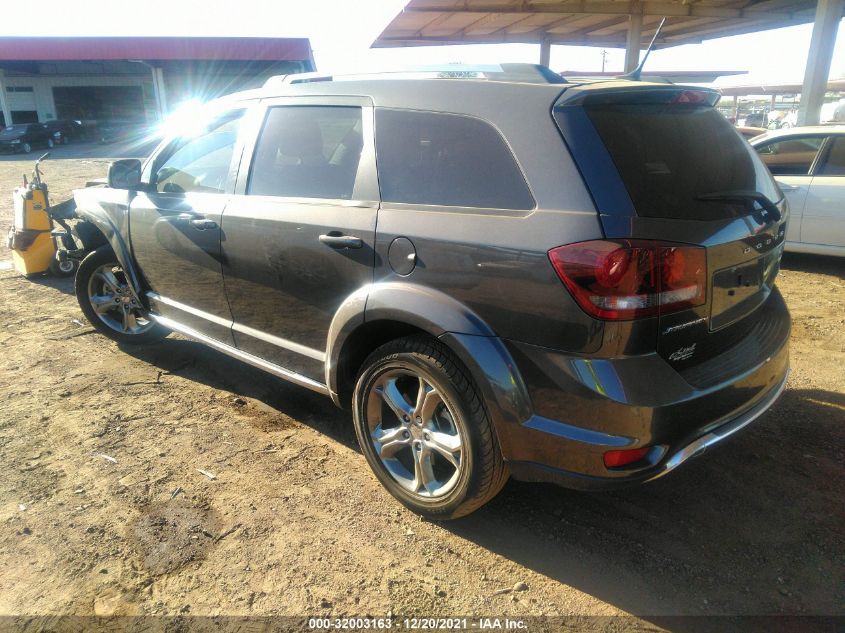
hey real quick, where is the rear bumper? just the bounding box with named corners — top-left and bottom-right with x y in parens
top-left (507, 366), bottom-right (788, 490)
top-left (497, 290), bottom-right (790, 489)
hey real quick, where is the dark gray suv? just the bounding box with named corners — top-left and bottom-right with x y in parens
top-left (72, 67), bottom-right (790, 519)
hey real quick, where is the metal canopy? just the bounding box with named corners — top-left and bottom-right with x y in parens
top-left (372, 0), bottom-right (828, 50)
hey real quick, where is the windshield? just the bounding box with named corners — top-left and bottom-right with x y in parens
top-left (581, 103), bottom-right (780, 220)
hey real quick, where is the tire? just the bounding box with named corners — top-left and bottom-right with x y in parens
top-left (48, 257), bottom-right (77, 277)
top-left (353, 335), bottom-right (508, 520)
top-left (21, 143), bottom-right (31, 154)
top-left (75, 246), bottom-right (169, 345)
top-left (47, 138), bottom-right (54, 148)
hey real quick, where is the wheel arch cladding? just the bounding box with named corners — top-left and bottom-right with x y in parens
top-left (326, 283), bottom-right (533, 459)
top-left (73, 187), bottom-right (142, 297)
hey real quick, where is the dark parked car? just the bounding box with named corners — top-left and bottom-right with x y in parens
top-left (44, 119), bottom-right (83, 143)
top-left (0, 123), bottom-right (57, 153)
top-left (72, 67), bottom-right (790, 519)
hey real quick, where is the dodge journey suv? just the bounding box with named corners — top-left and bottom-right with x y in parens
top-left (72, 65), bottom-right (790, 519)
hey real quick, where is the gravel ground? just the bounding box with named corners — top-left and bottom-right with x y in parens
top-left (0, 150), bottom-right (842, 630)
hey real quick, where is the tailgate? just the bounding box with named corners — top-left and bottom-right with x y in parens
top-left (553, 83), bottom-right (790, 384)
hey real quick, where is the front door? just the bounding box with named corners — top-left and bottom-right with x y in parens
top-left (130, 108), bottom-right (246, 342)
top-left (803, 135), bottom-right (845, 249)
top-left (221, 99), bottom-right (378, 381)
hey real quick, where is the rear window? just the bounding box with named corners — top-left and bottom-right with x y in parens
top-left (583, 103), bottom-right (779, 220)
top-left (375, 109), bottom-right (534, 210)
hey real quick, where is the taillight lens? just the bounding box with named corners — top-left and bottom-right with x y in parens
top-left (548, 240), bottom-right (706, 320)
top-left (671, 90), bottom-right (711, 105)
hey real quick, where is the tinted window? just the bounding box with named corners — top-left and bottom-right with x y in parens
top-left (583, 104), bottom-right (780, 220)
top-left (755, 136), bottom-right (825, 176)
top-left (818, 137), bottom-right (845, 176)
top-left (155, 110), bottom-right (244, 194)
top-left (375, 109), bottom-right (534, 210)
top-left (248, 106), bottom-right (363, 200)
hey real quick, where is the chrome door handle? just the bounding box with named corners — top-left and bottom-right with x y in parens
top-left (319, 232), bottom-right (363, 249)
top-left (190, 218), bottom-right (217, 230)
top-left (776, 182), bottom-right (799, 192)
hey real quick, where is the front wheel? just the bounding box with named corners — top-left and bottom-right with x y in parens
top-left (75, 246), bottom-right (169, 345)
top-left (353, 336), bottom-right (508, 519)
top-left (47, 138), bottom-right (54, 148)
top-left (21, 143), bottom-right (31, 154)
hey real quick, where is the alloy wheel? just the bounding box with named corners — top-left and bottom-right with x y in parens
top-left (365, 369), bottom-right (463, 498)
top-left (86, 263), bottom-right (155, 335)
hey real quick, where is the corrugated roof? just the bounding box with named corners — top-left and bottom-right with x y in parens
top-left (372, 0), bottom-right (831, 49)
top-left (0, 36), bottom-right (313, 62)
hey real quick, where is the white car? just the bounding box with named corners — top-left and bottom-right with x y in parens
top-left (751, 126), bottom-right (845, 257)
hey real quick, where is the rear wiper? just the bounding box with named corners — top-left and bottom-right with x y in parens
top-left (695, 190), bottom-right (781, 222)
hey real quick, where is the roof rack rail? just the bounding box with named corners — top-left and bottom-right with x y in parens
top-left (262, 63), bottom-right (567, 88)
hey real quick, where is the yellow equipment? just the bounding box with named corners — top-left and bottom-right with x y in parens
top-left (7, 153), bottom-right (77, 277)
top-left (9, 183), bottom-right (55, 275)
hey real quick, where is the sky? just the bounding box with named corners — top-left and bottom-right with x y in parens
top-left (2, 0), bottom-right (844, 88)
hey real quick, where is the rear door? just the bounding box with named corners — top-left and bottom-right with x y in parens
top-left (753, 133), bottom-right (827, 244)
top-left (130, 107), bottom-right (246, 342)
top-left (802, 135), bottom-right (845, 249)
top-left (221, 97), bottom-right (378, 381)
top-left (554, 86), bottom-right (788, 386)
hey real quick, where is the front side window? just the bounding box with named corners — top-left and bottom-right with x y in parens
top-left (375, 109), bottom-right (534, 210)
top-left (754, 136), bottom-right (825, 176)
top-left (154, 109), bottom-right (244, 194)
top-left (247, 106), bottom-right (363, 200)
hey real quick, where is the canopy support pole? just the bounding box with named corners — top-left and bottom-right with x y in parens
top-left (797, 0), bottom-right (843, 125)
top-left (624, 2), bottom-right (643, 73)
top-left (539, 39), bottom-right (551, 67)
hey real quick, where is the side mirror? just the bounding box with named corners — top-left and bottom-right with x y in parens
top-left (108, 159), bottom-right (142, 190)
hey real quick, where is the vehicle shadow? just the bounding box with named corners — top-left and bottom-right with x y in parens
top-left (446, 386), bottom-right (844, 628)
top-left (119, 336), bottom-right (357, 448)
top-left (19, 272), bottom-right (75, 295)
top-left (781, 252), bottom-right (844, 277)
top-left (119, 337), bottom-right (844, 629)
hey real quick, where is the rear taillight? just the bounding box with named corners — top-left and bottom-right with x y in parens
top-left (548, 240), bottom-right (706, 320)
top-left (671, 90), bottom-right (711, 104)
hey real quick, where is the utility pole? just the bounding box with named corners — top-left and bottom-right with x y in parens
top-left (600, 49), bottom-right (608, 73)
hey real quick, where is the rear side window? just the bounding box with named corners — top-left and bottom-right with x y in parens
top-left (755, 136), bottom-right (825, 176)
top-left (248, 106), bottom-right (363, 200)
top-left (817, 137), bottom-right (845, 176)
top-left (581, 103), bottom-right (779, 220)
top-left (375, 109), bottom-right (534, 210)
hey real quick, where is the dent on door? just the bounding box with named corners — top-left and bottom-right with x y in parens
top-left (131, 191), bottom-right (233, 341)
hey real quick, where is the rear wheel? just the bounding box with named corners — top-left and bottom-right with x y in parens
top-left (47, 138), bottom-right (54, 148)
top-left (353, 336), bottom-right (508, 519)
top-left (75, 246), bottom-right (168, 345)
top-left (21, 143), bottom-right (31, 154)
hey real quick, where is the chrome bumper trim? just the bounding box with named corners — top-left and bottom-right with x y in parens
top-left (647, 369), bottom-right (790, 482)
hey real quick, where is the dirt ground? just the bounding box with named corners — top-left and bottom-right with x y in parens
top-left (0, 150), bottom-right (842, 631)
